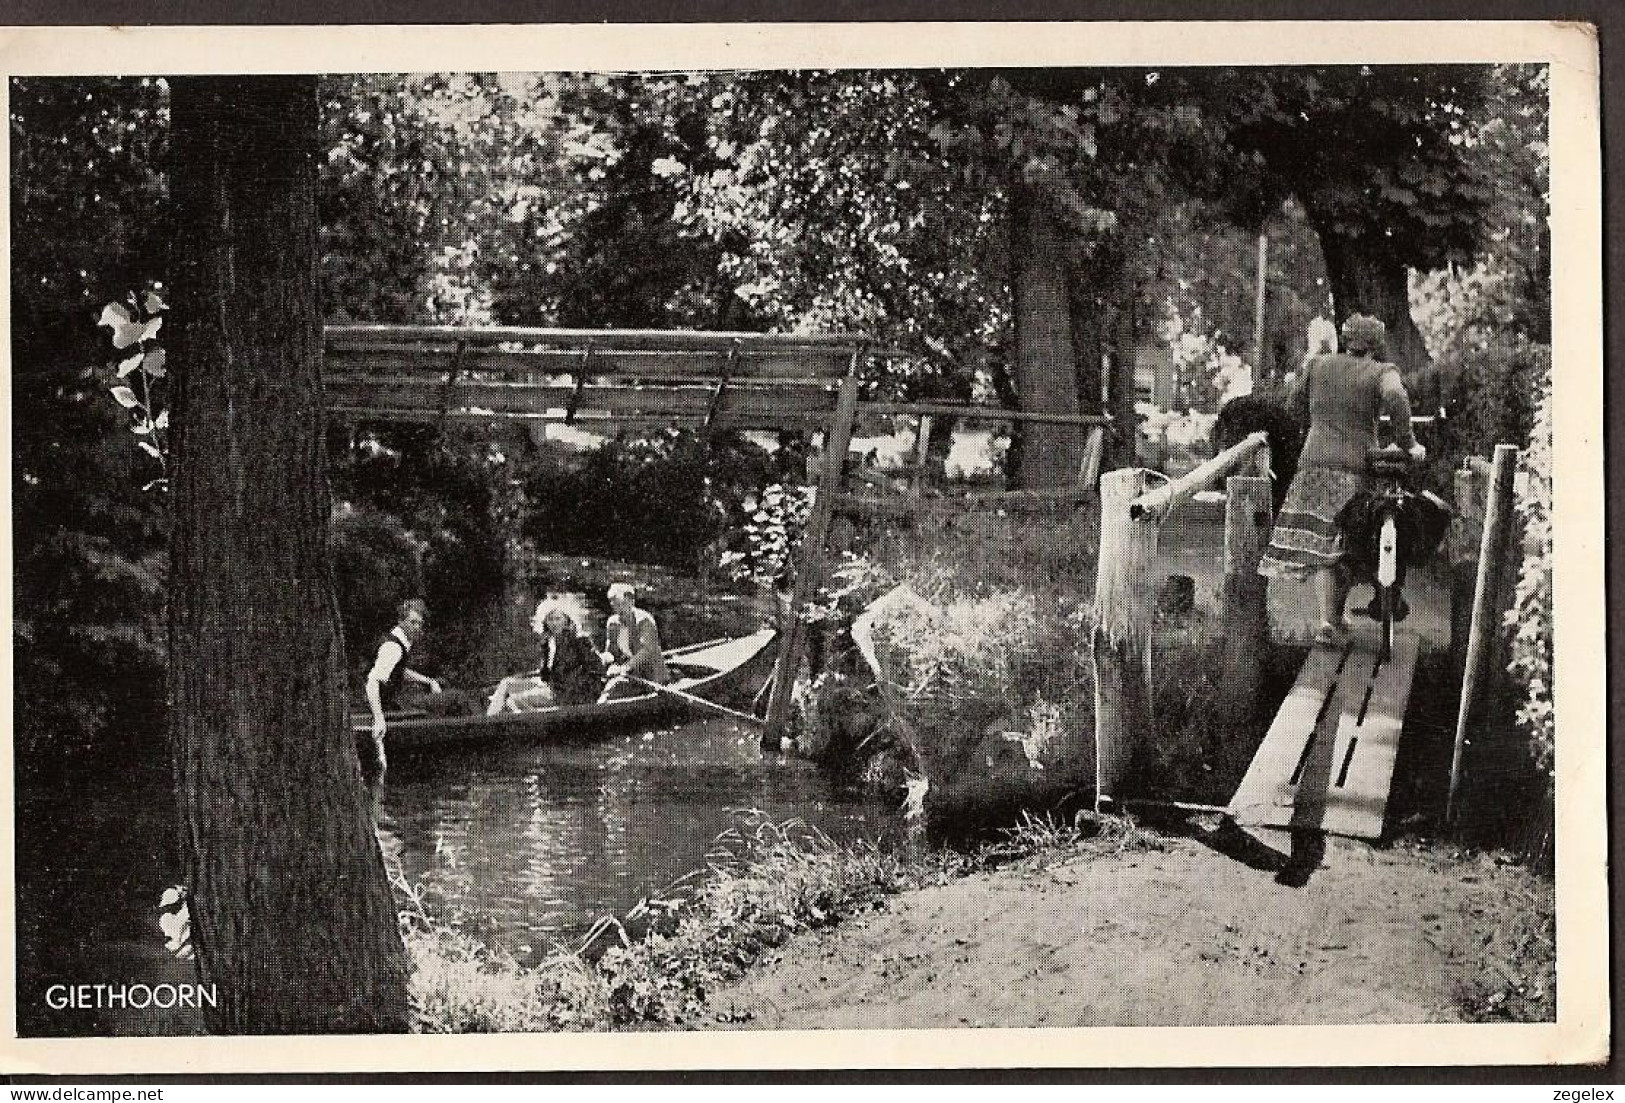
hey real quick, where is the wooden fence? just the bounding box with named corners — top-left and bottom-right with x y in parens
top-left (1093, 431), bottom-right (1272, 808)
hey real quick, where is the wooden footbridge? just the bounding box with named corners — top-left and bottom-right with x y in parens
top-left (323, 323), bottom-right (1106, 747)
top-left (1226, 622), bottom-right (1419, 838)
top-left (1095, 431), bottom-right (1517, 841)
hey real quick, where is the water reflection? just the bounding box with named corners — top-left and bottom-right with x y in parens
top-left (380, 715), bottom-right (894, 965)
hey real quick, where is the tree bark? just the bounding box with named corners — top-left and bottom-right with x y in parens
top-left (167, 76), bottom-right (410, 1033)
top-left (1009, 179), bottom-right (1087, 489)
top-left (1311, 215), bottom-right (1432, 380)
top-left (1107, 272), bottom-right (1142, 471)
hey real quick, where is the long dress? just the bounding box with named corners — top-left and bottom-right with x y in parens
top-left (1258, 352), bottom-right (1416, 581)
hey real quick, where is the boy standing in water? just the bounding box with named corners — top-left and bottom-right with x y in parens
top-left (364, 597), bottom-right (443, 782)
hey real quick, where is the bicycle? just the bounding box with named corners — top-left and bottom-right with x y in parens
top-left (1348, 416), bottom-right (1443, 665)
top-left (1360, 445), bottom-right (1419, 665)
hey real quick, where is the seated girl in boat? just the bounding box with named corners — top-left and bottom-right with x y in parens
top-left (486, 603), bottom-right (606, 715)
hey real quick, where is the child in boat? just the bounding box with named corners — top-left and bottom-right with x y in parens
top-left (486, 603), bottom-right (606, 715)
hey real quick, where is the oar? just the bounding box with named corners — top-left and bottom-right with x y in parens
top-left (616, 674), bottom-right (766, 727)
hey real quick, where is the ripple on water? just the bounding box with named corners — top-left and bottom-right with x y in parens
top-left (380, 716), bottom-right (895, 965)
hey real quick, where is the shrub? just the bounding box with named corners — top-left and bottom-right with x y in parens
top-left (329, 506), bottom-right (425, 673)
top-left (520, 430), bottom-right (788, 572)
top-left (857, 577), bottom-right (1096, 824)
top-left (1507, 374), bottom-right (1553, 776)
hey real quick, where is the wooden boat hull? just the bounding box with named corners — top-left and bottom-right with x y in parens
top-left (354, 628), bottom-right (777, 752)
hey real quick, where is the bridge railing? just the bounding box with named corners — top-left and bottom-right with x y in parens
top-left (1093, 431), bottom-right (1275, 809)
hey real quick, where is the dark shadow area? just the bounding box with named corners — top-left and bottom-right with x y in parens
top-left (1274, 828), bottom-right (1327, 887)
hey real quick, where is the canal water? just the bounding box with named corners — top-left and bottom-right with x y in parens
top-left (381, 582), bottom-right (897, 966)
top-left (16, 582), bottom-right (897, 1035)
top-left (380, 714), bottom-right (895, 966)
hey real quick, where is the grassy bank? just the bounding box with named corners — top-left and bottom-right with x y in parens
top-left (405, 803), bottom-right (1554, 1032)
top-left (403, 808), bottom-right (1155, 1032)
top-left (800, 506), bottom-right (1300, 830)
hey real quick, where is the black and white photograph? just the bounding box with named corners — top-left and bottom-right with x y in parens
top-left (1, 20), bottom-right (1606, 1073)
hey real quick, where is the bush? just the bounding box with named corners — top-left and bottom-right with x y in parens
top-left (329, 506), bottom-right (425, 674)
top-left (854, 573), bottom-right (1097, 826)
top-left (1507, 374), bottom-right (1553, 776)
top-left (1434, 337), bottom-right (1548, 473)
top-left (520, 430), bottom-right (787, 572)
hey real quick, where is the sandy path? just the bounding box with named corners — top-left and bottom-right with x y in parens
top-left (711, 835), bottom-right (1552, 1030)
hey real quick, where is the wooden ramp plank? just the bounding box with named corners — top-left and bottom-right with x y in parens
top-left (1227, 640), bottom-right (1351, 822)
top-left (1321, 628), bottom-right (1419, 838)
top-left (1229, 624), bottom-right (1419, 840)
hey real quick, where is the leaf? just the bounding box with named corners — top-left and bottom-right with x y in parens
top-left (143, 290), bottom-right (168, 314)
top-left (143, 347), bottom-right (167, 377)
top-left (138, 441), bottom-right (163, 459)
top-left (98, 301), bottom-right (136, 328)
top-left (159, 886), bottom-right (185, 908)
top-left (154, 409), bottom-right (169, 430)
top-left (117, 352), bottom-right (145, 378)
top-left (141, 317), bottom-right (164, 341)
top-left (109, 320), bottom-right (145, 350)
top-left (110, 385), bottom-right (140, 409)
top-left (159, 909), bottom-right (188, 941)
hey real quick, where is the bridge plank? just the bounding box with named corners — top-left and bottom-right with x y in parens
top-left (1321, 628), bottom-right (1419, 838)
top-left (1229, 624), bottom-right (1419, 839)
top-left (1228, 640), bottom-right (1348, 824)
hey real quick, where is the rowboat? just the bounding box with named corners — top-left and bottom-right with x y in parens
top-left (354, 628), bottom-right (778, 751)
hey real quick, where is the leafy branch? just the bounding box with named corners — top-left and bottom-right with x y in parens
top-left (98, 287), bottom-right (169, 492)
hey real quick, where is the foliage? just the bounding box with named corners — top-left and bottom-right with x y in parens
top-left (330, 425), bottom-right (513, 667)
top-left (98, 289), bottom-right (170, 490)
top-left (717, 482), bottom-right (814, 589)
top-left (320, 72), bottom-right (548, 325)
top-left (1507, 376), bottom-right (1554, 776)
top-left (1199, 64), bottom-right (1498, 276)
top-left (518, 429), bottom-right (784, 571)
top-left (329, 506), bottom-right (427, 672)
top-left (11, 78), bottom-right (171, 771)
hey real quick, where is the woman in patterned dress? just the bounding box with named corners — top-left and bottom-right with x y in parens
top-left (1258, 314), bottom-right (1427, 646)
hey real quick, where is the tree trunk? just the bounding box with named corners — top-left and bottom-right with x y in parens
top-left (1313, 219), bottom-right (1432, 373)
top-left (1104, 268), bottom-right (1142, 471)
top-left (167, 76), bottom-right (410, 1033)
top-left (1009, 179), bottom-right (1086, 489)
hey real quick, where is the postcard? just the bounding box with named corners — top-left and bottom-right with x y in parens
top-left (0, 19), bottom-right (1606, 1073)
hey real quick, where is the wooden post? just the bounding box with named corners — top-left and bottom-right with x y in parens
top-left (1092, 468), bottom-right (1160, 809)
top-left (1078, 424), bottom-right (1106, 489)
top-left (909, 414), bottom-right (933, 499)
top-left (764, 370), bottom-right (863, 748)
top-left (1449, 459), bottom-right (1490, 677)
top-left (1220, 475), bottom-right (1272, 726)
top-left (1447, 445), bottom-right (1519, 824)
top-left (1252, 233), bottom-right (1269, 382)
